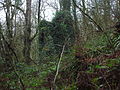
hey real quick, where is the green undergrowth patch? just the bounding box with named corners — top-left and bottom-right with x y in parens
top-left (0, 61), bottom-right (57, 90)
top-left (106, 58), bottom-right (120, 67)
top-left (85, 34), bottom-right (108, 49)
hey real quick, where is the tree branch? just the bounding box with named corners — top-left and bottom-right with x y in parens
top-left (72, 0), bottom-right (112, 46)
top-left (0, 2), bottom-right (26, 17)
top-left (72, 0), bottom-right (103, 32)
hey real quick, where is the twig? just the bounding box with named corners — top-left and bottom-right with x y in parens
top-left (53, 38), bottom-right (70, 89)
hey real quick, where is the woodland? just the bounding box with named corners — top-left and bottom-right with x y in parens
top-left (0, 0), bottom-right (120, 90)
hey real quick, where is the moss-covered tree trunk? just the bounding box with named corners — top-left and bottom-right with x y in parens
top-left (59, 0), bottom-right (71, 11)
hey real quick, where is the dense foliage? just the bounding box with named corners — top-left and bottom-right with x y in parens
top-left (0, 0), bottom-right (120, 90)
top-left (51, 11), bottom-right (75, 53)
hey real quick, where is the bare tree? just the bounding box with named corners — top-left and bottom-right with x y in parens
top-left (23, 0), bottom-right (32, 64)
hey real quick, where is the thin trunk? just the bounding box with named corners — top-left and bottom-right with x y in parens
top-left (72, 0), bottom-right (84, 55)
top-left (72, 0), bottom-right (79, 45)
top-left (81, 0), bottom-right (87, 42)
top-left (6, 0), bottom-right (13, 43)
top-left (38, 0), bottom-right (41, 24)
top-left (103, 0), bottom-right (111, 28)
top-left (38, 0), bottom-right (42, 62)
top-left (4, 0), bottom-right (14, 68)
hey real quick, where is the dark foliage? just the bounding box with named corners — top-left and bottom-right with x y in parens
top-left (51, 11), bottom-right (75, 53)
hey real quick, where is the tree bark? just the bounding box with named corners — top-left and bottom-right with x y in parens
top-left (59, 0), bottom-right (71, 11)
top-left (23, 0), bottom-right (32, 64)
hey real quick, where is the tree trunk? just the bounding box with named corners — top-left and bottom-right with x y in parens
top-left (72, 0), bottom-right (84, 54)
top-left (103, 0), bottom-right (111, 28)
top-left (23, 0), bottom-right (32, 64)
top-left (72, 0), bottom-right (80, 46)
top-left (38, 0), bottom-right (41, 24)
top-left (6, 0), bottom-right (13, 43)
top-left (59, 0), bottom-right (71, 11)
